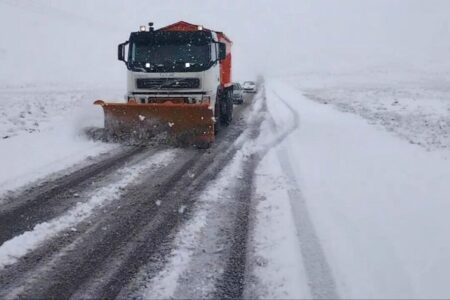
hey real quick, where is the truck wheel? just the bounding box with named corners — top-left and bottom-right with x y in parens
top-left (220, 90), bottom-right (233, 126)
top-left (214, 97), bottom-right (221, 135)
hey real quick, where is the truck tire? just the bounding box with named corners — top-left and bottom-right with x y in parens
top-left (214, 97), bottom-right (221, 135)
top-left (220, 90), bottom-right (233, 126)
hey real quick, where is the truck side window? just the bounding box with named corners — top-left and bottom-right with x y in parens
top-left (211, 43), bottom-right (217, 62)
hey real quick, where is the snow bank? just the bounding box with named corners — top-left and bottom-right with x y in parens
top-left (290, 71), bottom-right (450, 153)
top-left (249, 149), bottom-right (311, 299)
top-left (263, 79), bottom-right (450, 298)
top-left (247, 85), bottom-right (338, 299)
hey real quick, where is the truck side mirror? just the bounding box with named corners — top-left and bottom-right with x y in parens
top-left (118, 41), bottom-right (129, 62)
top-left (218, 43), bottom-right (226, 61)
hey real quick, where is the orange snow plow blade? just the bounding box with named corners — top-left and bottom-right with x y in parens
top-left (94, 100), bottom-right (214, 147)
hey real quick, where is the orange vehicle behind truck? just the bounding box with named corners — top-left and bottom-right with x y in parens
top-left (95, 21), bottom-right (233, 148)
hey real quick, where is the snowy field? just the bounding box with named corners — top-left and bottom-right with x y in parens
top-left (291, 71), bottom-right (450, 154)
top-left (0, 85), bottom-right (122, 195)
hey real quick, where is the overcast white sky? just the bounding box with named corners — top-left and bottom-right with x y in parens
top-left (0, 0), bottom-right (449, 86)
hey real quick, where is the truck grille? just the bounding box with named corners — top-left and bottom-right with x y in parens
top-left (136, 78), bottom-right (200, 89)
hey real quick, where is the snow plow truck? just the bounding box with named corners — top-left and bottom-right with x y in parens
top-left (94, 21), bottom-right (233, 148)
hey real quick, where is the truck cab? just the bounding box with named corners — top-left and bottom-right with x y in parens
top-left (117, 21), bottom-right (234, 126)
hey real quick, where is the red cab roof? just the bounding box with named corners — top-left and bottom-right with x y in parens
top-left (158, 21), bottom-right (232, 43)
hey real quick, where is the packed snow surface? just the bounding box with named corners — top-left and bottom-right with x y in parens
top-left (251, 78), bottom-right (450, 299)
top-left (250, 149), bottom-right (311, 299)
top-left (137, 150), bottom-right (246, 299)
top-left (2, 1), bottom-right (450, 298)
top-left (291, 71), bottom-right (450, 153)
top-left (0, 86), bottom-right (123, 196)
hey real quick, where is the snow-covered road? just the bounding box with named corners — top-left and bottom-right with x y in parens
top-left (248, 78), bottom-right (450, 299)
top-left (1, 79), bottom-right (450, 299)
top-left (0, 90), bottom-right (260, 299)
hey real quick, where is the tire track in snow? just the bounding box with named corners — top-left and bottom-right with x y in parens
top-left (0, 146), bottom-right (146, 245)
top-left (164, 85), bottom-right (298, 299)
top-left (197, 85), bottom-right (299, 299)
top-left (61, 107), bottom-right (253, 299)
top-left (1, 102), bottom-right (252, 299)
top-left (267, 89), bottom-right (339, 299)
top-left (115, 94), bottom-right (262, 299)
top-left (132, 150), bottom-right (248, 299)
top-left (0, 149), bottom-right (177, 272)
top-left (212, 91), bottom-right (267, 299)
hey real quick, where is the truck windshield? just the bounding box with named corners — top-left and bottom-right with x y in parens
top-left (128, 31), bottom-right (212, 72)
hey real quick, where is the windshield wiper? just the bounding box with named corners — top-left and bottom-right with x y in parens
top-left (130, 62), bottom-right (150, 72)
top-left (135, 66), bottom-right (147, 72)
